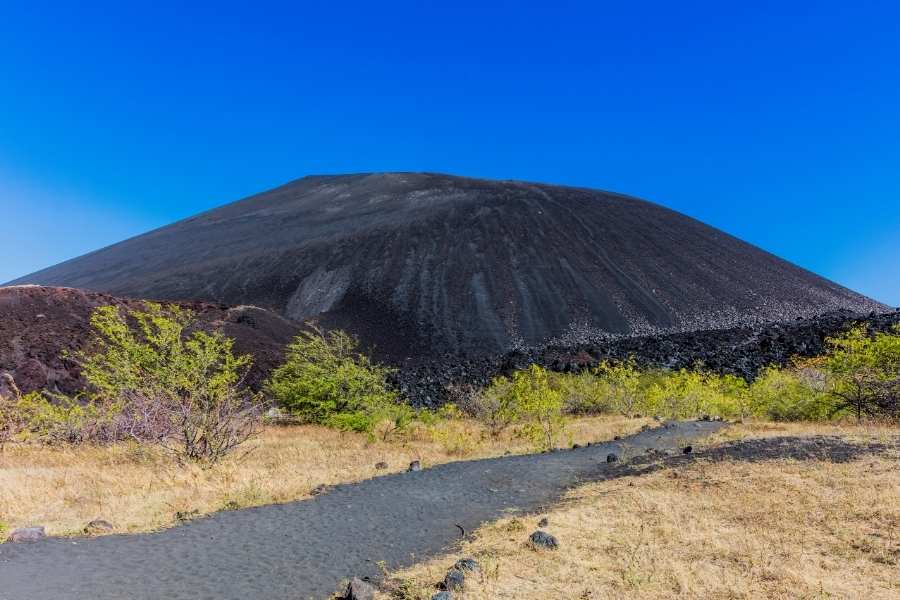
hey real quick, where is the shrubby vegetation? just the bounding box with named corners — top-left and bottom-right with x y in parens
top-left (1, 304), bottom-right (260, 462)
top-left (2, 314), bottom-right (897, 460)
top-left (267, 326), bottom-right (414, 439)
top-left (464, 324), bottom-right (900, 435)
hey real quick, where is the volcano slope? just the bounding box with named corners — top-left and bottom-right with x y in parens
top-left (0, 285), bottom-right (300, 395)
top-left (9, 173), bottom-right (885, 370)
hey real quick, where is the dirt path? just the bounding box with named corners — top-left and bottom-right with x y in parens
top-left (0, 421), bottom-right (724, 600)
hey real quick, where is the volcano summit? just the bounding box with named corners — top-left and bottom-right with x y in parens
top-left (9, 173), bottom-right (884, 364)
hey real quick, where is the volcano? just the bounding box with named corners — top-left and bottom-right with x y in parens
top-left (8, 173), bottom-right (885, 364)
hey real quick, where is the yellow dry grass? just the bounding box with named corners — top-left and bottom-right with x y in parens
top-left (380, 423), bottom-right (900, 600)
top-left (0, 415), bottom-right (648, 537)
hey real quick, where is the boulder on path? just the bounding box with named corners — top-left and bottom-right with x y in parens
top-left (528, 530), bottom-right (559, 550)
top-left (606, 452), bottom-right (619, 463)
top-left (408, 460), bottom-right (422, 472)
top-left (342, 576), bottom-right (376, 600)
top-left (6, 526), bottom-right (46, 543)
top-left (682, 445), bottom-right (693, 455)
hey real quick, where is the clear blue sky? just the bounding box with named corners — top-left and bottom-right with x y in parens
top-left (1, 1), bottom-right (898, 305)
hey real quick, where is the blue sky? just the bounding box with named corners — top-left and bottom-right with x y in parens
top-left (1, 1), bottom-right (898, 305)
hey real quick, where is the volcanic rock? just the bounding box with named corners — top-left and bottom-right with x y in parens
top-left (342, 577), bottom-right (376, 600)
top-left (442, 568), bottom-right (465, 591)
top-left (84, 519), bottom-right (115, 535)
top-left (453, 558), bottom-right (481, 574)
top-left (5, 526), bottom-right (46, 543)
top-left (528, 530), bottom-right (559, 550)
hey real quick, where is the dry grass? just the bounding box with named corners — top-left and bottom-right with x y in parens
top-left (380, 424), bottom-right (900, 600)
top-left (0, 415), bottom-right (648, 537)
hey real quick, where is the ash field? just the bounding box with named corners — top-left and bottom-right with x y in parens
top-left (5, 173), bottom-right (894, 401)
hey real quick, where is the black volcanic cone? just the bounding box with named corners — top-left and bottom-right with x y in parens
top-left (9, 173), bottom-right (884, 363)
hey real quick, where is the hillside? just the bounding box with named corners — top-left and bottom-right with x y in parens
top-left (9, 173), bottom-right (885, 364)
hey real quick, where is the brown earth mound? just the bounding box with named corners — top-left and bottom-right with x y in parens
top-left (0, 285), bottom-right (300, 396)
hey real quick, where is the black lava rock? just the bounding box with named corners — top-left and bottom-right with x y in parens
top-left (343, 577), bottom-right (376, 600)
top-left (529, 530), bottom-right (559, 550)
top-left (606, 453), bottom-right (619, 463)
top-left (453, 558), bottom-right (481, 574)
top-left (682, 445), bottom-right (693, 454)
top-left (443, 568), bottom-right (465, 591)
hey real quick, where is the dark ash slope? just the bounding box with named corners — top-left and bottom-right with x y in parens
top-left (9, 173), bottom-right (885, 363)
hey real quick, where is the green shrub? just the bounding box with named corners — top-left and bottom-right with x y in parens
top-left (77, 303), bottom-right (261, 462)
top-left (267, 327), bottom-right (404, 434)
top-left (512, 365), bottom-right (569, 451)
top-left (558, 369), bottom-right (612, 415)
top-left (9, 304), bottom-right (260, 462)
top-left (12, 391), bottom-right (111, 444)
top-left (748, 365), bottom-right (833, 421)
top-left (466, 365), bottom-right (569, 450)
top-left (642, 369), bottom-right (733, 419)
top-left (464, 375), bottom-right (519, 437)
top-left (593, 357), bottom-right (642, 416)
top-left (822, 325), bottom-right (900, 421)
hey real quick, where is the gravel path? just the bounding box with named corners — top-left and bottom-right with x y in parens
top-left (0, 421), bottom-right (724, 600)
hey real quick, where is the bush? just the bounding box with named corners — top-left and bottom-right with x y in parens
top-left (593, 357), bottom-right (642, 416)
top-left (470, 365), bottom-right (569, 450)
top-left (643, 369), bottom-right (736, 419)
top-left (748, 365), bottom-right (832, 421)
top-left (462, 375), bottom-right (519, 437)
top-left (12, 391), bottom-right (111, 444)
top-left (558, 369), bottom-right (611, 415)
top-left (823, 325), bottom-right (900, 421)
top-left (10, 304), bottom-right (261, 463)
top-left (267, 326), bottom-right (406, 435)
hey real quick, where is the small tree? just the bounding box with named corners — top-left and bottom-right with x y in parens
top-left (465, 375), bottom-right (519, 437)
top-left (72, 303), bottom-right (260, 462)
top-left (823, 326), bottom-right (883, 422)
top-left (512, 365), bottom-right (568, 451)
top-left (823, 325), bottom-right (900, 422)
top-left (267, 326), bottom-right (403, 433)
top-left (748, 364), bottom-right (831, 421)
top-left (594, 357), bottom-right (642, 417)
